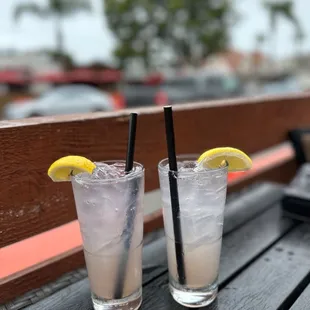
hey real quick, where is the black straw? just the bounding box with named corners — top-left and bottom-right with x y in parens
top-left (114, 113), bottom-right (139, 299)
top-left (125, 113), bottom-right (137, 173)
top-left (164, 106), bottom-right (186, 284)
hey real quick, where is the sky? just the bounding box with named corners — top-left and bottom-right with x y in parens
top-left (0, 0), bottom-right (309, 65)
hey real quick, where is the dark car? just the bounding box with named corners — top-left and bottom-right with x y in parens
top-left (121, 73), bottom-right (244, 108)
top-left (122, 84), bottom-right (159, 108)
top-left (156, 73), bottom-right (245, 105)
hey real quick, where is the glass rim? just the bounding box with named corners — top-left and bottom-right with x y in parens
top-left (158, 154), bottom-right (228, 175)
top-left (72, 160), bottom-right (144, 185)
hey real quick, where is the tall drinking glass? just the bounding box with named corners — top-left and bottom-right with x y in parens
top-left (72, 160), bottom-right (144, 310)
top-left (158, 155), bottom-right (227, 308)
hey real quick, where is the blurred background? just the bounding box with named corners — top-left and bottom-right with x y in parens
top-left (0, 0), bottom-right (309, 120)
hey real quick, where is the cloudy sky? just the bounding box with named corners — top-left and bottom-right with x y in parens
top-left (0, 0), bottom-right (309, 64)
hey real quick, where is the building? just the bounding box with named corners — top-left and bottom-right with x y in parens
top-left (0, 49), bottom-right (62, 74)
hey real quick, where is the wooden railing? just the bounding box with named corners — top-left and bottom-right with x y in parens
top-left (1, 93), bottom-right (310, 303)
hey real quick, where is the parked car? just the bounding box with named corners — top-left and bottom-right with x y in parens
top-left (122, 84), bottom-right (159, 108)
top-left (261, 76), bottom-right (302, 96)
top-left (3, 84), bottom-right (114, 120)
top-left (245, 75), bottom-right (303, 97)
top-left (155, 73), bottom-right (245, 105)
top-left (121, 73), bottom-right (244, 108)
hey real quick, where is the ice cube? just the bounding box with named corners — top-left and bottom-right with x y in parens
top-left (182, 212), bottom-right (222, 247)
top-left (92, 164), bottom-right (120, 180)
top-left (74, 161), bottom-right (143, 254)
top-left (79, 201), bottom-right (124, 254)
top-left (178, 160), bottom-right (196, 172)
top-left (75, 187), bottom-right (127, 254)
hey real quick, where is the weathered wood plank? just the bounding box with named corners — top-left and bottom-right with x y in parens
top-left (289, 283), bottom-right (310, 310)
top-left (24, 278), bottom-right (93, 310)
top-left (0, 269), bottom-right (88, 310)
top-left (223, 182), bottom-right (284, 235)
top-left (141, 205), bottom-right (296, 310)
top-left (220, 204), bottom-right (294, 286)
top-left (22, 261), bottom-right (167, 310)
top-left (0, 250), bottom-right (85, 306)
top-left (208, 224), bottom-right (310, 310)
top-left (0, 94), bottom-right (308, 247)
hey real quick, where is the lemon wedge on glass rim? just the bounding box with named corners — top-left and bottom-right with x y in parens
top-left (48, 155), bottom-right (96, 182)
top-left (197, 147), bottom-right (252, 172)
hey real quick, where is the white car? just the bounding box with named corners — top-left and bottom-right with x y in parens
top-left (3, 84), bottom-right (114, 120)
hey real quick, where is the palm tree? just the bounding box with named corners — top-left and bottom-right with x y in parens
top-left (251, 33), bottom-right (266, 84)
top-left (294, 28), bottom-right (306, 69)
top-left (255, 33), bottom-right (266, 51)
top-left (263, 0), bottom-right (302, 57)
top-left (13, 0), bottom-right (92, 60)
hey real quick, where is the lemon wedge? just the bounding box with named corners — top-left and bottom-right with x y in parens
top-left (197, 147), bottom-right (252, 172)
top-left (48, 155), bottom-right (96, 182)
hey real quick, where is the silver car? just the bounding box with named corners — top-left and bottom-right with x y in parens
top-left (3, 84), bottom-right (114, 120)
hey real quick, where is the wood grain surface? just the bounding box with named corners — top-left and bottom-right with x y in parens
top-left (1, 94), bottom-right (309, 248)
top-left (0, 249), bottom-right (85, 305)
top-left (210, 224), bottom-right (310, 310)
top-left (290, 282), bottom-right (310, 310)
top-left (23, 265), bottom-right (168, 310)
top-left (223, 183), bottom-right (284, 235)
top-left (218, 205), bottom-right (295, 286)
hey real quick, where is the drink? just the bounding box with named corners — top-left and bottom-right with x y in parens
top-left (84, 245), bottom-right (142, 300)
top-left (158, 155), bottom-right (227, 308)
top-left (166, 237), bottom-right (222, 289)
top-left (72, 161), bottom-right (144, 310)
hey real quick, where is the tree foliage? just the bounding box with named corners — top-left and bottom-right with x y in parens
top-left (263, 1), bottom-right (304, 42)
top-left (13, 0), bottom-right (92, 65)
top-left (105, 0), bottom-right (235, 70)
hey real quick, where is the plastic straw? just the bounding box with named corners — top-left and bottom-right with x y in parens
top-left (164, 106), bottom-right (186, 284)
top-left (114, 112), bottom-right (138, 298)
top-left (125, 113), bottom-right (137, 173)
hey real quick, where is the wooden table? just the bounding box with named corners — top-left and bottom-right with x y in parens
top-left (6, 182), bottom-right (310, 310)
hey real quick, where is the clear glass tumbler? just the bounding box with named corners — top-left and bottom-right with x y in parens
top-left (158, 155), bottom-right (227, 308)
top-left (72, 160), bottom-right (144, 310)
